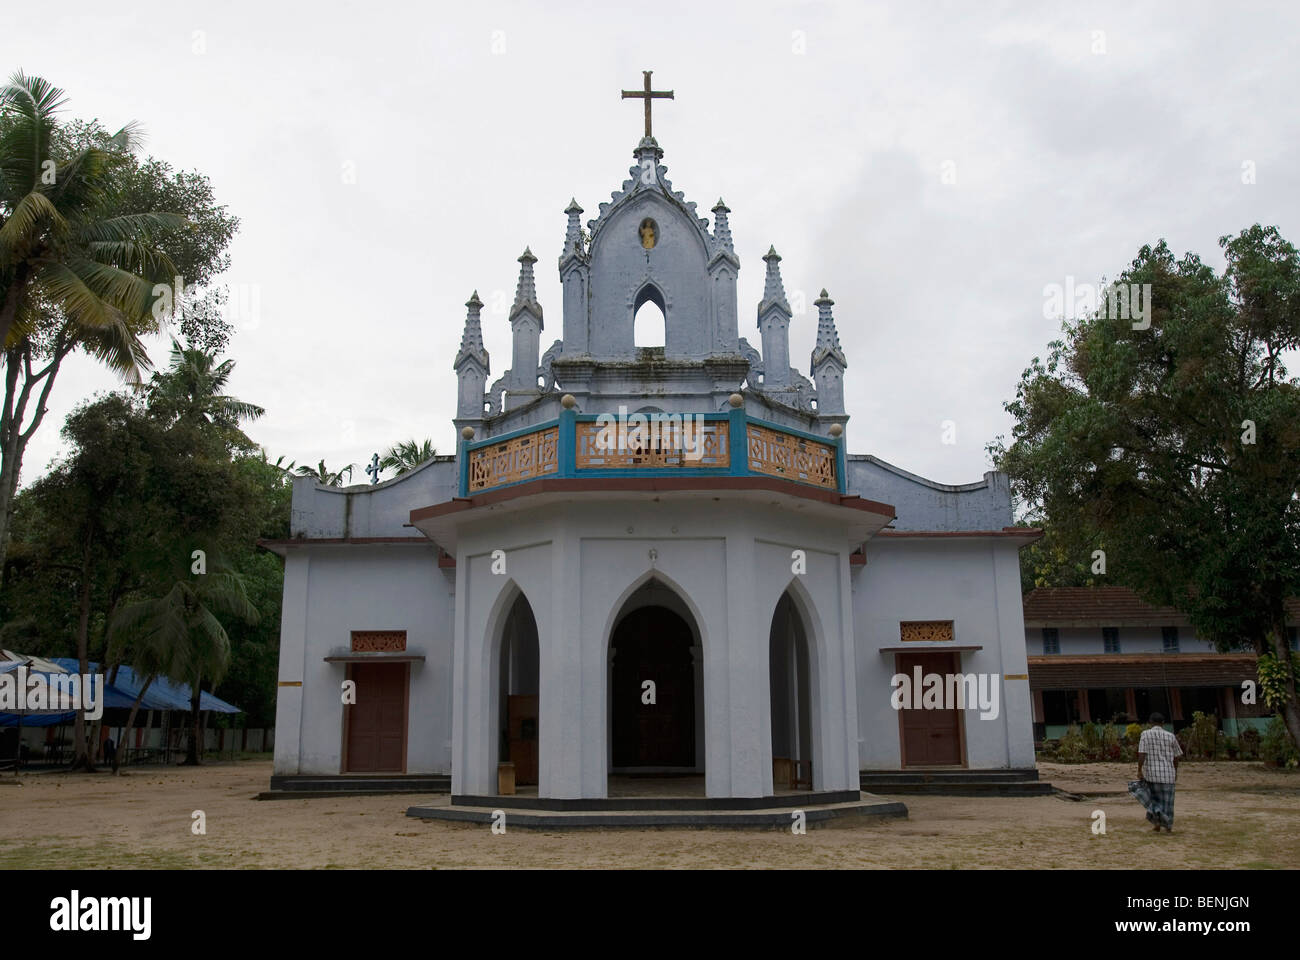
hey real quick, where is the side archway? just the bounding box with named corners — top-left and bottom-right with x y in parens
top-left (484, 582), bottom-right (541, 792)
top-left (768, 579), bottom-right (825, 791)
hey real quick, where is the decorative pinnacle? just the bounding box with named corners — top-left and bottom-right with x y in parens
top-left (711, 198), bottom-right (734, 253)
top-left (563, 200), bottom-right (585, 259)
top-left (510, 247), bottom-right (543, 325)
top-left (758, 245), bottom-right (790, 317)
top-left (454, 290), bottom-right (489, 371)
top-left (811, 288), bottom-right (846, 370)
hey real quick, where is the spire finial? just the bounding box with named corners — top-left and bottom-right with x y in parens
top-left (563, 200), bottom-right (585, 259)
top-left (511, 247), bottom-right (543, 324)
top-left (711, 198), bottom-right (734, 254)
top-left (454, 290), bottom-right (489, 371)
top-left (759, 246), bottom-right (790, 315)
top-left (812, 288), bottom-right (846, 370)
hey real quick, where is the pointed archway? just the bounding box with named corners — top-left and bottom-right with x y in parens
top-left (491, 590), bottom-right (540, 791)
top-left (768, 587), bottom-right (819, 791)
top-left (607, 576), bottom-right (703, 778)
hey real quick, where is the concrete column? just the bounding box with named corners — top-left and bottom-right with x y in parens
top-left (721, 531), bottom-right (770, 797)
top-left (541, 526), bottom-right (585, 797)
top-left (272, 552), bottom-right (310, 776)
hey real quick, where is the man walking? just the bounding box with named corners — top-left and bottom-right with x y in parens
top-left (1128, 713), bottom-right (1183, 832)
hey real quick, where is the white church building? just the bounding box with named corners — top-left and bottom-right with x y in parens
top-left (266, 83), bottom-right (1038, 802)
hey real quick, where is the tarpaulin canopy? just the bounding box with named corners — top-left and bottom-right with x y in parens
top-left (0, 652), bottom-right (240, 726)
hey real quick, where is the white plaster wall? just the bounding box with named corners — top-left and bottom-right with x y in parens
top-left (290, 458), bottom-right (458, 539)
top-left (847, 457), bottom-right (1013, 532)
top-left (448, 496), bottom-right (861, 798)
top-left (273, 544), bottom-right (451, 776)
top-left (854, 538), bottom-right (1036, 771)
top-left (1025, 625), bottom-right (1212, 656)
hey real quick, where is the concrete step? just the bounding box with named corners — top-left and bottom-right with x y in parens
top-left (859, 769), bottom-right (1053, 796)
top-left (406, 794), bottom-right (908, 830)
top-left (261, 774), bottom-right (451, 799)
top-left (860, 768), bottom-right (1041, 784)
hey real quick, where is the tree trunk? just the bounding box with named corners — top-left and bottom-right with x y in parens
top-left (1269, 611), bottom-right (1300, 751)
top-left (69, 528), bottom-right (96, 772)
top-left (0, 265), bottom-right (28, 366)
top-left (0, 333), bottom-right (68, 580)
top-left (184, 673), bottom-right (202, 765)
top-left (114, 675), bottom-right (154, 774)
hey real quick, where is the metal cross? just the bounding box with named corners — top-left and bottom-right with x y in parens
top-left (365, 453), bottom-right (381, 484)
top-left (621, 70), bottom-right (674, 138)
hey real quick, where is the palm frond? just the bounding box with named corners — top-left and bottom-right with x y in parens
top-left (0, 190), bottom-right (67, 252)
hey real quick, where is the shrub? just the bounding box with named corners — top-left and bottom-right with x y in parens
top-left (1056, 724), bottom-right (1086, 763)
top-left (1081, 722), bottom-right (1103, 758)
top-left (1125, 723), bottom-right (1143, 745)
top-left (1239, 727), bottom-right (1261, 760)
top-left (1185, 711), bottom-right (1221, 759)
top-left (1260, 715), bottom-right (1299, 768)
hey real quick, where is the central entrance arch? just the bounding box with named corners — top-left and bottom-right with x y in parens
top-left (607, 578), bottom-right (703, 774)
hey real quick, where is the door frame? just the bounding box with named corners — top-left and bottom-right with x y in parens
top-left (894, 651), bottom-right (968, 768)
top-left (340, 661), bottom-right (410, 774)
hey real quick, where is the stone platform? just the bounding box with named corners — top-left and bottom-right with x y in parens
top-left (405, 777), bottom-right (907, 829)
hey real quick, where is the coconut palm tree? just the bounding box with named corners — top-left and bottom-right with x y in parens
top-left (380, 438), bottom-right (437, 476)
top-left (146, 339), bottom-right (264, 448)
top-left (106, 562), bottom-right (258, 765)
top-left (294, 460), bottom-right (353, 486)
top-left (0, 71), bottom-right (183, 351)
top-left (0, 73), bottom-right (188, 574)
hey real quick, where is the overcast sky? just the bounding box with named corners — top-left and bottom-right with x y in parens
top-left (6, 0), bottom-right (1298, 488)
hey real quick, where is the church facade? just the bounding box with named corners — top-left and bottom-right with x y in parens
top-left (267, 99), bottom-right (1038, 799)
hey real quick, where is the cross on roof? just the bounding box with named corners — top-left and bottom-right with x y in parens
top-left (621, 70), bottom-right (673, 139)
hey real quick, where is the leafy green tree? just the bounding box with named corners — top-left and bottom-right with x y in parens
top-left (992, 224), bottom-right (1300, 748)
top-left (380, 438), bottom-right (437, 476)
top-left (15, 394), bottom-right (163, 768)
top-left (0, 75), bottom-right (238, 576)
top-left (107, 557), bottom-right (257, 765)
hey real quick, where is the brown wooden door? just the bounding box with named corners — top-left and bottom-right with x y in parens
top-left (345, 662), bottom-right (408, 773)
top-left (507, 694), bottom-right (539, 785)
top-left (897, 652), bottom-right (963, 766)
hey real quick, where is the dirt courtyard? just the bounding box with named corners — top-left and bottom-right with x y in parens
top-left (2, 759), bottom-right (1296, 869)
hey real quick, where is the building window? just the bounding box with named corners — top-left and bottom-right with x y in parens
top-left (1289, 627), bottom-right (1298, 652)
top-left (1103, 627), bottom-right (1120, 654)
top-left (1162, 626), bottom-right (1179, 653)
top-left (1042, 628), bottom-right (1060, 655)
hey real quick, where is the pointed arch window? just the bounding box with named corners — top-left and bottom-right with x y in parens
top-left (633, 283), bottom-right (666, 348)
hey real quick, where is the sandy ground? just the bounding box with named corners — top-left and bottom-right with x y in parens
top-left (1, 759), bottom-right (1296, 869)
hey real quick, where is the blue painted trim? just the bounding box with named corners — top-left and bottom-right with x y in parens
top-left (558, 407), bottom-right (576, 478)
top-left (464, 417), bottom-right (561, 453)
top-left (746, 414), bottom-right (832, 447)
top-left (728, 406), bottom-right (749, 477)
top-left (459, 408), bottom-right (842, 497)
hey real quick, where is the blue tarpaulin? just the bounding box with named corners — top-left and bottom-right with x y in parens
top-left (0, 656), bottom-right (240, 726)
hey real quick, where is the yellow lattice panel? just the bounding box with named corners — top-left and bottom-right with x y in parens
top-left (468, 426), bottom-right (559, 492)
top-left (746, 424), bottom-right (836, 488)
top-left (575, 419), bottom-right (729, 469)
top-left (899, 621), bottom-right (954, 643)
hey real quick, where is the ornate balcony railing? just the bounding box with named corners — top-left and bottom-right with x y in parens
top-left (460, 408), bottom-right (844, 496)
